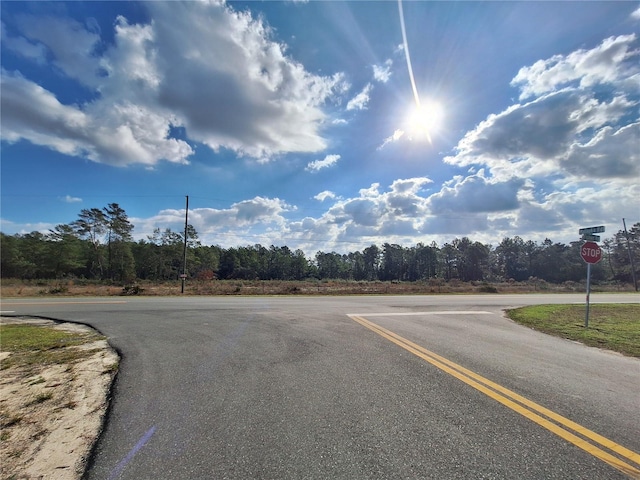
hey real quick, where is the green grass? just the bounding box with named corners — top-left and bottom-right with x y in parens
top-left (506, 304), bottom-right (640, 357)
top-left (0, 324), bottom-right (104, 371)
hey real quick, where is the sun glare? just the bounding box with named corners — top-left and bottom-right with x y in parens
top-left (406, 101), bottom-right (444, 143)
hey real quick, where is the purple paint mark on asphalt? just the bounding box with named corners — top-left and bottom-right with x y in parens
top-left (108, 426), bottom-right (156, 480)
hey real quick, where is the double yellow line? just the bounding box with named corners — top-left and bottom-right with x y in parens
top-left (348, 314), bottom-right (640, 478)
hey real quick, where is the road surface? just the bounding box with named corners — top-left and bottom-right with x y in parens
top-left (2, 294), bottom-right (639, 479)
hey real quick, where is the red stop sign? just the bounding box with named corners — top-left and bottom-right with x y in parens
top-left (581, 241), bottom-right (602, 264)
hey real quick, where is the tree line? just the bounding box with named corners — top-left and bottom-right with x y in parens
top-left (1, 203), bottom-right (638, 286)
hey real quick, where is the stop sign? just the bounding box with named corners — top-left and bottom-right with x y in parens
top-left (580, 241), bottom-right (602, 264)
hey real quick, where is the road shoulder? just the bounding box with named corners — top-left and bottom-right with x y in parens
top-left (0, 317), bottom-right (118, 480)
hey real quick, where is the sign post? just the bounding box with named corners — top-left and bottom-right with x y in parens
top-left (585, 262), bottom-right (592, 327)
top-left (579, 228), bottom-right (604, 327)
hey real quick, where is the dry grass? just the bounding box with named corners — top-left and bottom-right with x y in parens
top-left (1, 278), bottom-right (635, 298)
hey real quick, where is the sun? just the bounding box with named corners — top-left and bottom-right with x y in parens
top-left (405, 100), bottom-right (444, 143)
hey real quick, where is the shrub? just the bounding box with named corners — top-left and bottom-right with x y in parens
top-left (121, 284), bottom-right (144, 295)
top-left (478, 284), bottom-right (498, 293)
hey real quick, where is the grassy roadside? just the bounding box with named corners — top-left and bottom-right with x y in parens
top-left (506, 304), bottom-right (640, 357)
top-left (1, 278), bottom-right (636, 297)
top-left (0, 323), bottom-right (105, 373)
top-left (1, 320), bottom-right (119, 479)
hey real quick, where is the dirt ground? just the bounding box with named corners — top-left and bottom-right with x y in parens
top-left (0, 318), bottom-right (118, 480)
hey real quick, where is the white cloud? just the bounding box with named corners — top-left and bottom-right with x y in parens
top-left (446, 91), bottom-right (587, 172)
top-left (122, 26), bottom-right (640, 252)
top-left (61, 195), bottom-right (83, 203)
top-left (294, 178), bottom-right (433, 248)
top-left (428, 174), bottom-right (524, 214)
top-left (504, 181), bottom-right (640, 241)
top-left (4, 6), bottom-right (637, 253)
top-left (103, 16), bottom-right (161, 93)
top-left (0, 2), bottom-right (348, 165)
top-left (14, 14), bottom-right (103, 88)
top-left (511, 34), bottom-right (638, 100)
top-left (123, 166), bottom-right (639, 253)
top-left (0, 70), bottom-right (193, 166)
top-left (282, 168), bottom-right (636, 250)
top-left (446, 34), bottom-right (639, 185)
top-left (561, 122), bottom-right (640, 179)
top-left (438, 33), bottom-right (640, 243)
top-left (341, 198), bottom-right (380, 226)
top-left (372, 59), bottom-right (392, 83)
top-left (377, 129), bottom-right (405, 150)
top-left (1, 71), bottom-right (91, 156)
top-left (0, 218), bottom-right (55, 236)
top-left (1, 22), bottom-right (47, 64)
top-left (306, 154), bottom-right (341, 172)
top-left (148, 2), bottom-right (346, 160)
top-left (314, 190), bottom-right (337, 202)
top-left (190, 197), bottom-right (292, 231)
top-left (632, 6), bottom-right (640, 20)
top-left (303, 175), bottom-right (520, 248)
top-left (346, 83), bottom-right (373, 111)
top-left (232, 197), bottom-right (292, 224)
top-left (132, 196), bottom-right (293, 244)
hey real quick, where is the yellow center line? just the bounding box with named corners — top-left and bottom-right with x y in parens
top-left (348, 314), bottom-right (640, 479)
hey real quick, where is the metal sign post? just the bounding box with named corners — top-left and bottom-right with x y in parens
top-left (585, 262), bottom-right (592, 328)
top-left (579, 227), bottom-right (605, 328)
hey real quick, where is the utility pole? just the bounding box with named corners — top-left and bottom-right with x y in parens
top-left (623, 218), bottom-right (638, 291)
top-left (181, 195), bottom-right (189, 294)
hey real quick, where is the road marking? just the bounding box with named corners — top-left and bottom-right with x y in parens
top-left (0, 311), bottom-right (16, 314)
top-left (347, 311), bottom-right (492, 317)
top-left (348, 314), bottom-right (640, 478)
top-left (0, 301), bottom-right (127, 306)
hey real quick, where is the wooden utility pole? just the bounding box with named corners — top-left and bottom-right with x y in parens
top-left (623, 218), bottom-right (638, 291)
top-left (181, 195), bottom-right (189, 294)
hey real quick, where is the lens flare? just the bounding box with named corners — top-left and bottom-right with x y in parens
top-left (398, 0), bottom-right (420, 108)
top-left (406, 101), bottom-right (444, 143)
top-left (398, 0), bottom-right (445, 145)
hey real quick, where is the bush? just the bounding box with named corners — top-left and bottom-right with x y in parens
top-left (47, 283), bottom-right (68, 294)
top-left (121, 284), bottom-right (144, 295)
top-left (478, 284), bottom-right (498, 293)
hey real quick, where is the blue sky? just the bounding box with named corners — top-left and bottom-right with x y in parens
top-left (1, 1), bottom-right (639, 253)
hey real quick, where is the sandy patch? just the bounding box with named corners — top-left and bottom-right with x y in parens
top-left (0, 318), bottom-right (118, 480)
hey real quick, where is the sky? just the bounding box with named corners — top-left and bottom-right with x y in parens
top-left (1, 0), bottom-right (639, 254)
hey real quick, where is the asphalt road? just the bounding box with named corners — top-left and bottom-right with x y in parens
top-left (2, 294), bottom-right (639, 479)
